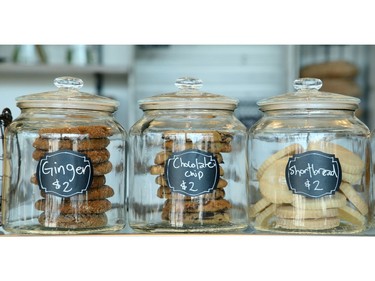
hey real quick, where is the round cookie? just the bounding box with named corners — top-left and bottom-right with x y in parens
top-left (320, 78), bottom-right (362, 97)
top-left (30, 174), bottom-right (106, 188)
top-left (35, 198), bottom-right (112, 214)
top-left (93, 161), bottom-right (113, 176)
top-left (91, 176), bottom-right (106, 188)
top-left (154, 151), bottom-right (172, 165)
top-left (41, 185), bottom-right (114, 200)
top-left (259, 157), bottom-right (294, 204)
top-left (38, 212), bottom-right (108, 229)
top-left (300, 60), bottom-right (358, 79)
top-left (338, 205), bottom-right (366, 226)
top-left (162, 130), bottom-right (223, 143)
top-left (162, 210), bottom-right (230, 224)
top-left (33, 148), bottom-right (110, 164)
top-left (156, 175), bottom-right (227, 190)
top-left (249, 198), bottom-right (272, 218)
top-left (157, 185), bottom-right (225, 200)
top-left (38, 125), bottom-right (114, 139)
top-left (254, 203), bottom-right (277, 229)
top-left (275, 205), bottom-right (339, 219)
top-left (257, 143), bottom-right (303, 180)
top-left (33, 137), bottom-right (110, 151)
top-left (162, 198), bottom-right (232, 213)
top-left (339, 182), bottom-right (368, 215)
top-left (307, 141), bottom-right (365, 175)
top-left (292, 192), bottom-right (346, 210)
top-left (162, 140), bottom-right (232, 153)
top-left (275, 216), bottom-right (340, 230)
top-left (150, 164), bottom-right (165, 175)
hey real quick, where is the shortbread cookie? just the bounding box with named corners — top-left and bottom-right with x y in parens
top-left (275, 216), bottom-right (340, 230)
top-left (35, 198), bottom-right (112, 214)
top-left (259, 157), bottom-right (294, 204)
top-left (338, 205), bottom-right (366, 226)
top-left (342, 172), bottom-right (363, 185)
top-left (292, 192), bottom-right (346, 210)
top-left (307, 141), bottom-right (364, 175)
top-left (249, 198), bottom-right (272, 218)
top-left (38, 212), bottom-right (108, 229)
top-left (254, 203), bottom-right (277, 229)
top-left (275, 205), bottom-right (338, 219)
top-left (339, 182), bottom-right (368, 215)
top-left (257, 143), bottom-right (303, 180)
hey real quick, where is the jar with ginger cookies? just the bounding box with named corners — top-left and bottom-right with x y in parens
top-left (1, 77), bottom-right (127, 234)
top-left (128, 77), bottom-right (249, 233)
top-left (248, 78), bottom-right (371, 234)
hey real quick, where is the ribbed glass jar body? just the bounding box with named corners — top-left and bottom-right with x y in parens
top-left (2, 108), bottom-right (127, 234)
top-left (249, 108), bottom-right (371, 234)
top-left (129, 108), bottom-right (249, 233)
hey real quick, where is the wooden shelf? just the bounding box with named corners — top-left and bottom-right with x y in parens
top-left (0, 63), bottom-right (129, 76)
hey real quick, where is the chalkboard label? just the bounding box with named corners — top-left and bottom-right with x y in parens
top-left (165, 149), bottom-right (220, 197)
top-left (285, 150), bottom-right (342, 198)
top-left (36, 150), bottom-right (93, 198)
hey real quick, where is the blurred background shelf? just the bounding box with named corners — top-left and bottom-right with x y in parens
top-left (0, 63), bottom-right (129, 76)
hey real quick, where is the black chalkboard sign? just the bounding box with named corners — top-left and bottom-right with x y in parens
top-left (285, 150), bottom-right (342, 198)
top-left (165, 149), bottom-right (220, 197)
top-left (36, 150), bottom-right (93, 198)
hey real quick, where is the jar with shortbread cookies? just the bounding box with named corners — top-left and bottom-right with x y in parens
top-left (128, 77), bottom-right (249, 232)
top-left (249, 77), bottom-right (371, 234)
top-left (1, 77), bottom-right (127, 234)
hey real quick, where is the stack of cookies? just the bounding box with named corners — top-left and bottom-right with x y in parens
top-left (300, 60), bottom-right (362, 116)
top-left (32, 125), bottom-right (114, 229)
top-left (150, 130), bottom-right (233, 226)
top-left (250, 142), bottom-right (368, 232)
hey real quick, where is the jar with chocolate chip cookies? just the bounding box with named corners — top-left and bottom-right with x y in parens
top-left (1, 77), bottom-right (127, 234)
top-left (128, 77), bottom-right (249, 232)
top-left (249, 78), bottom-right (371, 234)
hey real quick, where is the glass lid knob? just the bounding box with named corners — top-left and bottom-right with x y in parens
top-left (175, 77), bottom-right (203, 91)
top-left (54, 76), bottom-right (84, 90)
top-left (293, 78), bottom-right (322, 91)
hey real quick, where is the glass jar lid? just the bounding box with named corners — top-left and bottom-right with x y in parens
top-left (16, 76), bottom-right (119, 112)
top-left (257, 78), bottom-right (360, 111)
top-left (139, 77), bottom-right (238, 111)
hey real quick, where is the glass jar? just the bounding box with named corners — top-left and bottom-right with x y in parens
top-left (1, 77), bottom-right (127, 234)
top-left (249, 78), bottom-right (371, 234)
top-left (0, 108), bottom-right (13, 226)
top-left (128, 77), bottom-right (249, 233)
